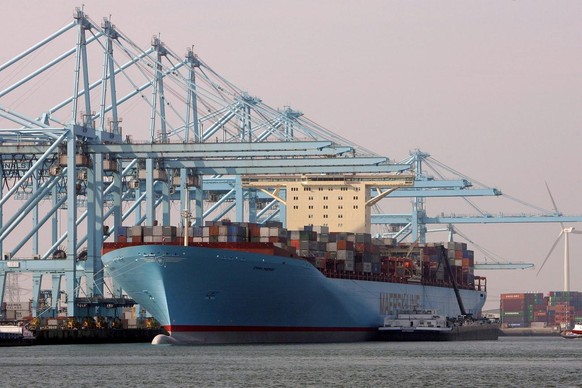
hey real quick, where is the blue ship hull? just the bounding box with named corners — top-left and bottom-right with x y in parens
top-left (102, 244), bottom-right (487, 344)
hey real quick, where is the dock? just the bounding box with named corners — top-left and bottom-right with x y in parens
top-left (33, 328), bottom-right (162, 345)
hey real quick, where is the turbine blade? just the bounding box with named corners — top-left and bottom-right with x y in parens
top-left (537, 231), bottom-right (563, 276)
top-left (545, 181), bottom-right (564, 229)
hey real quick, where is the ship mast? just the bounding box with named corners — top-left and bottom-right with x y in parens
top-left (183, 188), bottom-right (190, 247)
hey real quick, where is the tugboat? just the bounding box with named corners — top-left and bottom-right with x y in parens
top-left (0, 322), bottom-right (36, 346)
top-left (560, 322), bottom-right (582, 339)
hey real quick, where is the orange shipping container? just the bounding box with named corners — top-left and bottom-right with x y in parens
top-left (337, 240), bottom-right (348, 250)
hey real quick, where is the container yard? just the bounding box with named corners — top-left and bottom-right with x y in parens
top-left (1, 303), bottom-right (162, 345)
top-left (30, 317), bottom-right (162, 345)
top-left (500, 291), bottom-right (582, 335)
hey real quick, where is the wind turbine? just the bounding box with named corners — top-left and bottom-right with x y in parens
top-left (537, 183), bottom-right (582, 291)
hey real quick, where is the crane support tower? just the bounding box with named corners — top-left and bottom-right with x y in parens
top-left (1, 9), bottom-right (581, 320)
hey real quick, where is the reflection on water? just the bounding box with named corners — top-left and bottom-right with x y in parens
top-left (1, 337), bottom-right (580, 387)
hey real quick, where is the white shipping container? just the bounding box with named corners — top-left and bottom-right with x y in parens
top-left (270, 227), bottom-right (286, 237)
top-left (312, 225), bottom-right (329, 234)
top-left (5, 302), bottom-right (29, 311)
top-left (289, 231), bottom-right (300, 240)
top-left (163, 226), bottom-right (177, 236)
top-left (130, 226), bottom-right (142, 236)
top-left (47, 318), bottom-right (59, 328)
top-left (363, 263), bottom-right (372, 273)
top-left (344, 260), bottom-right (354, 271)
top-left (337, 250), bottom-right (354, 261)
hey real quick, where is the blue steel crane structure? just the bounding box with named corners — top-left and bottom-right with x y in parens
top-left (0, 9), bottom-right (580, 319)
top-left (373, 150), bottom-right (582, 242)
top-left (0, 9), bottom-right (411, 318)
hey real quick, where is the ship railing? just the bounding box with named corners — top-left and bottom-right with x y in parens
top-left (320, 269), bottom-right (411, 284)
top-left (319, 268), bottom-right (485, 292)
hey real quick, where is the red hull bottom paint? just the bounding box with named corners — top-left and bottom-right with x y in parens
top-left (164, 325), bottom-right (378, 344)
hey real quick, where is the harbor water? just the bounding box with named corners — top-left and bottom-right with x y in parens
top-left (1, 337), bottom-right (580, 387)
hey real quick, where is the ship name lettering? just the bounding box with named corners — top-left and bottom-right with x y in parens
top-left (253, 266), bottom-right (275, 272)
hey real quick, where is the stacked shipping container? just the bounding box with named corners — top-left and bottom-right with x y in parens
top-left (500, 293), bottom-right (544, 328)
top-left (1, 301), bottom-right (31, 321)
top-left (546, 291), bottom-right (582, 327)
top-left (500, 291), bottom-right (582, 328)
top-left (108, 221), bottom-right (479, 290)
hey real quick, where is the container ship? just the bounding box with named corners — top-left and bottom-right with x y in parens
top-left (102, 221), bottom-right (489, 344)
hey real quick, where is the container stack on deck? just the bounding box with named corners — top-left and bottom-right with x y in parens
top-left (1, 302), bottom-right (32, 321)
top-left (447, 242), bottom-right (475, 287)
top-left (417, 242), bottom-right (476, 288)
top-left (105, 221), bottom-right (479, 290)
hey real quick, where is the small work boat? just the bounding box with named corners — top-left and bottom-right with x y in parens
top-left (560, 322), bottom-right (582, 339)
top-left (0, 322), bottom-right (36, 346)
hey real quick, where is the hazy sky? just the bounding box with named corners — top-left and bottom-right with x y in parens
top-left (2, 1), bottom-right (581, 310)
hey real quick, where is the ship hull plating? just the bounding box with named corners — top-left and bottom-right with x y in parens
top-left (102, 244), bottom-right (487, 344)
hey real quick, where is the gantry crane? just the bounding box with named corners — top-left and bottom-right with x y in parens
top-left (0, 9), bottom-right (580, 320)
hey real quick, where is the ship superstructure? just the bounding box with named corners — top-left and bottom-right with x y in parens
top-left (242, 174), bottom-right (414, 233)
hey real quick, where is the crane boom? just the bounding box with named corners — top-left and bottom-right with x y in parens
top-left (474, 263), bottom-right (535, 270)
